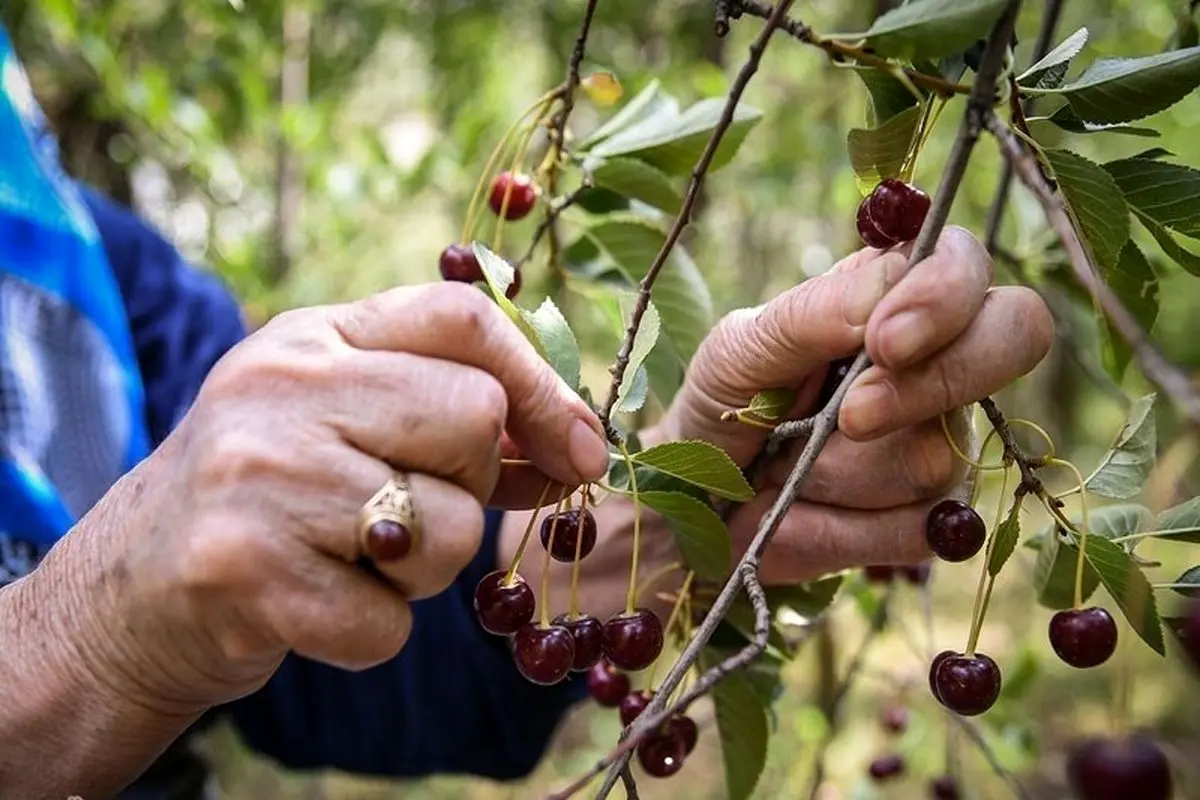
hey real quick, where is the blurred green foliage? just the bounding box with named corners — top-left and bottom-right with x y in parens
top-left (6, 0), bottom-right (1200, 797)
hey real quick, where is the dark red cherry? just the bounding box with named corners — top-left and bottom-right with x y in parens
top-left (869, 178), bottom-right (931, 243)
top-left (552, 613), bottom-right (603, 671)
top-left (926, 499), bottom-right (987, 563)
top-left (928, 649), bottom-right (956, 701)
top-left (1049, 607), bottom-right (1118, 668)
top-left (901, 561), bottom-right (932, 585)
top-left (602, 608), bottom-right (664, 672)
top-left (540, 508), bottom-right (598, 563)
top-left (931, 775), bottom-right (961, 799)
top-left (881, 704), bottom-right (908, 734)
top-left (857, 193), bottom-right (899, 249)
top-left (667, 715), bottom-right (699, 755)
top-left (869, 754), bottom-right (905, 782)
top-left (489, 171), bottom-right (538, 220)
top-left (864, 565), bottom-right (896, 584)
top-left (506, 267), bottom-right (522, 300)
top-left (619, 689), bottom-right (654, 727)
top-left (438, 244), bottom-right (483, 283)
top-left (636, 731), bottom-right (686, 778)
top-left (512, 623), bottom-right (575, 686)
top-left (586, 660), bottom-right (630, 707)
top-left (933, 652), bottom-right (1002, 716)
top-left (473, 570), bottom-right (535, 636)
top-left (1066, 733), bottom-right (1172, 800)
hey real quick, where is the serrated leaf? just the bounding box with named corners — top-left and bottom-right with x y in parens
top-left (619, 366), bottom-right (650, 415)
top-left (638, 490), bottom-right (732, 581)
top-left (744, 388), bottom-right (797, 424)
top-left (613, 298), bottom-right (661, 418)
top-left (988, 499), bottom-right (1022, 577)
top-left (1044, 149), bottom-right (1131, 272)
top-left (1026, 45), bottom-right (1200, 124)
top-left (1104, 157), bottom-right (1200, 239)
top-left (1084, 393), bottom-right (1158, 500)
top-left (828, 0), bottom-right (1009, 60)
top-left (1071, 530), bottom-right (1165, 655)
top-left (847, 106), bottom-right (921, 191)
top-left (589, 157), bottom-right (683, 214)
top-left (853, 66), bottom-right (921, 127)
top-left (1130, 148), bottom-right (1176, 161)
top-left (587, 97), bottom-right (763, 175)
top-left (710, 670), bottom-right (770, 800)
top-left (631, 440), bottom-right (754, 501)
top-left (1045, 104), bottom-right (1161, 137)
top-left (1017, 27), bottom-right (1089, 90)
top-left (1170, 566), bottom-right (1200, 598)
top-left (1099, 242), bottom-right (1159, 381)
top-left (764, 575), bottom-right (844, 619)
top-left (1088, 504), bottom-right (1154, 541)
top-left (522, 297), bottom-right (582, 392)
top-left (1034, 526), bottom-right (1100, 609)
top-left (1152, 497), bottom-right (1200, 544)
top-left (472, 243), bottom-right (547, 357)
top-left (579, 80), bottom-right (679, 150)
top-left (1136, 211), bottom-right (1200, 276)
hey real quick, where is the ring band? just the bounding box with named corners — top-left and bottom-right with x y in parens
top-left (358, 472), bottom-right (420, 562)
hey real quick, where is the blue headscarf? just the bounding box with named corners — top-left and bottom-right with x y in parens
top-left (0, 26), bottom-right (150, 581)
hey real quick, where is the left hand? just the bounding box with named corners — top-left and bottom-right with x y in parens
top-left (654, 226), bottom-right (1054, 582)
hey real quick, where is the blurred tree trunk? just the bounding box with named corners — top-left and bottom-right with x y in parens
top-left (271, 2), bottom-right (311, 284)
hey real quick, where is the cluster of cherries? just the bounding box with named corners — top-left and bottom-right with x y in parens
top-left (438, 170), bottom-right (539, 297)
top-left (587, 662), bottom-right (700, 778)
top-left (865, 704), bottom-right (961, 798)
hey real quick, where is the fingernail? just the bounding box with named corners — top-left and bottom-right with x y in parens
top-left (841, 380), bottom-right (893, 438)
top-left (569, 419), bottom-right (611, 481)
top-left (878, 310), bottom-right (934, 368)
top-left (842, 261), bottom-right (889, 327)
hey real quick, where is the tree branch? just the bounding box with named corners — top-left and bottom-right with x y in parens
top-left (547, 0), bottom-right (600, 156)
top-left (597, 0), bottom-right (798, 436)
top-left (985, 114), bottom-right (1200, 427)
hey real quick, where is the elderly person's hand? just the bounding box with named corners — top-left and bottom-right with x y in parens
top-left (2, 282), bottom-right (610, 793)
top-left (513, 227), bottom-right (1053, 619)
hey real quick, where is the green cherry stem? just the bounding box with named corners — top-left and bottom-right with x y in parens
top-left (492, 98), bottom-right (553, 253)
top-left (645, 571), bottom-right (694, 692)
top-left (965, 465), bottom-right (1011, 656)
top-left (1049, 457), bottom-right (1091, 609)
top-left (941, 412), bottom-right (1005, 472)
top-left (504, 479), bottom-right (554, 584)
top-left (538, 489), bottom-right (569, 628)
top-left (634, 561), bottom-right (684, 603)
top-left (567, 488), bottom-right (591, 618)
top-left (619, 441), bottom-right (642, 616)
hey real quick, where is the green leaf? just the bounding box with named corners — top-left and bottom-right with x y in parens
top-left (1087, 504), bottom-right (1154, 541)
top-left (631, 440), bottom-right (754, 501)
top-left (764, 575), bottom-right (844, 619)
top-left (643, 343), bottom-right (685, 408)
top-left (1044, 149), bottom-right (1131, 272)
top-left (1099, 242), bottom-right (1159, 381)
top-left (586, 97), bottom-right (763, 176)
top-left (1017, 27), bottom-right (1089, 90)
top-left (579, 79), bottom-right (679, 149)
top-left (638, 490), bottom-right (733, 581)
top-left (1026, 45), bottom-right (1200, 124)
top-left (722, 595), bottom-right (791, 655)
top-left (852, 66), bottom-right (921, 127)
top-left (847, 106), bottom-right (921, 192)
top-left (1071, 530), bottom-right (1165, 655)
top-left (582, 213), bottom-right (714, 361)
top-left (987, 499), bottom-right (1022, 577)
top-left (1152, 497), bottom-right (1200, 544)
top-left (828, 0), bottom-right (1009, 60)
top-left (589, 157), bottom-right (683, 214)
top-left (1034, 526), bottom-right (1100, 609)
top-left (613, 297), bottom-right (661, 418)
top-left (1044, 104), bottom-right (1161, 137)
top-left (1083, 393), bottom-right (1158, 500)
top-left (1136, 212), bottom-right (1200, 276)
top-left (710, 670), bottom-right (770, 800)
top-left (521, 298), bottom-right (582, 392)
top-left (743, 388), bottom-right (797, 425)
top-left (472, 243), bottom-right (547, 356)
top-left (1170, 566), bottom-right (1200, 598)
top-left (1104, 157), bottom-right (1200, 238)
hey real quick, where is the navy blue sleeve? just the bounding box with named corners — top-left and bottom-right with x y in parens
top-left (226, 508), bottom-right (590, 780)
top-left (77, 187), bottom-right (589, 780)
top-left (77, 185), bottom-right (247, 447)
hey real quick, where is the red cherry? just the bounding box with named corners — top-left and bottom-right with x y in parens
top-left (881, 704), bottom-right (908, 734)
top-left (667, 715), bottom-right (699, 755)
top-left (540, 508), bottom-right (598, 563)
top-left (586, 660), bottom-right (630, 707)
top-left (473, 571), bottom-right (535, 635)
top-left (552, 613), bottom-right (603, 671)
top-left (488, 171), bottom-right (538, 220)
top-left (1049, 607), bottom-right (1118, 668)
top-left (602, 608), bottom-right (664, 672)
top-left (1066, 734), bottom-right (1172, 800)
top-left (931, 775), bottom-right (961, 799)
top-left (868, 178), bottom-right (931, 243)
top-left (868, 753), bottom-right (905, 782)
top-left (856, 194), bottom-right (899, 249)
top-left (619, 689), bottom-right (654, 727)
top-left (933, 652), bottom-right (1002, 716)
top-left (438, 244), bottom-right (483, 283)
top-left (636, 731), bottom-right (686, 778)
top-left (512, 623), bottom-right (575, 686)
top-left (928, 649), bottom-right (956, 701)
top-left (926, 499), bottom-right (987, 563)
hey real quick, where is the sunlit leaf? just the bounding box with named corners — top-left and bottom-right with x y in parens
top-left (1017, 27), bottom-right (1089, 89)
top-left (1083, 393), bottom-right (1158, 500)
top-left (827, 0), bottom-right (1009, 61)
top-left (638, 490), bottom-right (732, 581)
top-left (612, 298), bottom-right (660, 417)
top-left (1044, 105), bottom-right (1160, 137)
top-left (579, 80), bottom-right (679, 149)
top-left (632, 440), bottom-right (753, 501)
top-left (852, 67), bottom-right (921, 127)
top-left (742, 388), bottom-right (797, 425)
top-left (521, 298), bottom-right (582, 392)
top-left (847, 106), bottom-right (921, 192)
top-left (1151, 497), bottom-right (1200, 545)
top-left (472, 243), bottom-right (546, 356)
top-left (589, 157), bottom-right (683, 214)
top-left (1044, 149), bottom-right (1131, 272)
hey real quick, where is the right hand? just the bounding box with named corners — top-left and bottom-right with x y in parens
top-left (35, 282), bottom-right (611, 714)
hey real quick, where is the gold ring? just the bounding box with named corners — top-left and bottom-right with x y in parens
top-left (357, 472), bottom-right (420, 562)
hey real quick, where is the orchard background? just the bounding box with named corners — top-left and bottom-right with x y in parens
top-left (6, 0), bottom-right (1200, 798)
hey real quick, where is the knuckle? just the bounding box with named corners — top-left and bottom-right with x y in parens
top-left (432, 283), bottom-right (499, 349)
top-left (1013, 288), bottom-right (1056, 366)
top-left (902, 428), bottom-right (957, 498)
top-left (190, 429), bottom-right (285, 493)
top-left (462, 371), bottom-right (509, 442)
top-left (931, 353), bottom-right (969, 413)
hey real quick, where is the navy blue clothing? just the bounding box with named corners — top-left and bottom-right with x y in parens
top-left (79, 188), bottom-right (588, 779)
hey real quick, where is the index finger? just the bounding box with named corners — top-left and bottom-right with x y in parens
top-left (330, 282), bottom-right (610, 488)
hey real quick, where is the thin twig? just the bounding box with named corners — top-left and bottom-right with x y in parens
top-left (945, 712), bottom-right (1033, 800)
top-left (516, 180), bottom-right (592, 269)
top-left (985, 115), bottom-right (1200, 427)
top-left (597, 0), bottom-right (797, 435)
top-left (547, 0), bottom-right (600, 158)
top-left (618, 765), bottom-right (639, 799)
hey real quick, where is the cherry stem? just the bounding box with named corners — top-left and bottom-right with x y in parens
top-left (504, 479), bottom-right (554, 584)
top-left (942, 412), bottom-right (1004, 472)
top-left (539, 489), bottom-right (570, 628)
top-left (1008, 418), bottom-right (1056, 462)
top-left (1048, 458), bottom-right (1091, 609)
top-left (646, 571), bottom-right (695, 691)
top-left (633, 561), bottom-right (684, 603)
top-left (567, 488), bottom-right (591, 618)
top-left (965, 464), bottom-right (1012, 656)
top-left (493, 96), bottom-right (556, 253)
top-left (619, 442), bottom-right (642, 615)
top-left (460, 86), bottom-right (562, 247)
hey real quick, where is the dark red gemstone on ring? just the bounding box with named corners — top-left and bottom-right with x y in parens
top-left (366, 519), bottom-right (413, 561)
